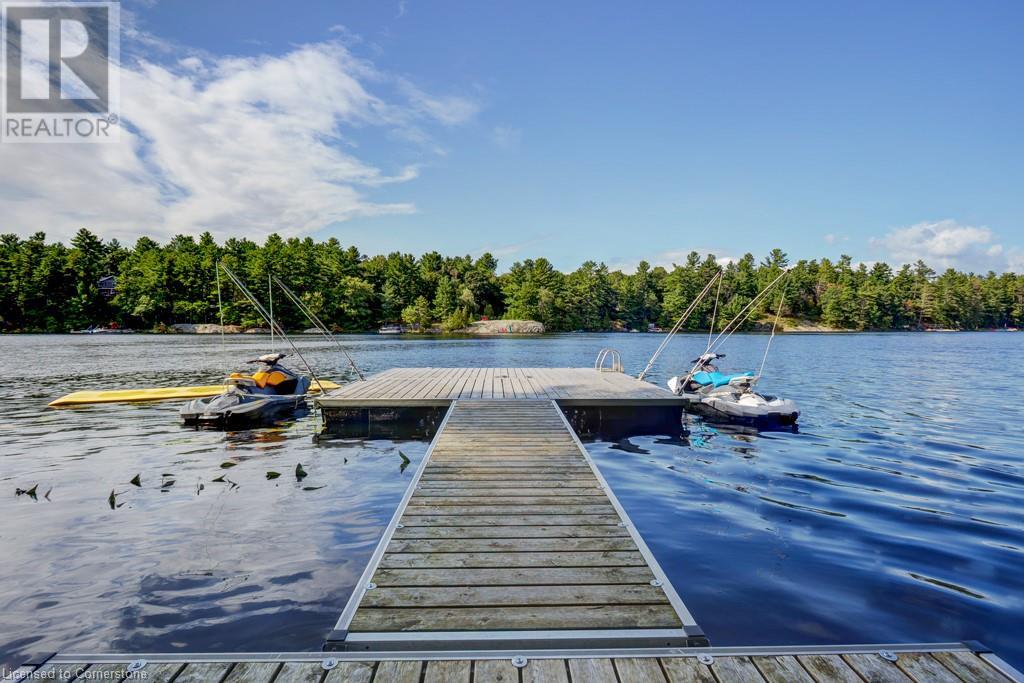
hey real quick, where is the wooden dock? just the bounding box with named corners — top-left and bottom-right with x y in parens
top-left (328, 399), bottom-right (703, 651)
top-left (316, 367), bottom-right (684, 406)
top-left (20, 643), bottom-right (1022, 682)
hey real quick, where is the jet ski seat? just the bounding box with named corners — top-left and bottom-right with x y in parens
top-left (230, 370), bottom-right (300, 395)
top-left (691, 370), bottom-right (755, 388)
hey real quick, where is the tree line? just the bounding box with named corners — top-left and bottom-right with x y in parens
top-left (2, 229), bottom-right (1023, 333)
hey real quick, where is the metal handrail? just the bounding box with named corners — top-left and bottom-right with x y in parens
top-left (595, 348), bottom-right (623, 373)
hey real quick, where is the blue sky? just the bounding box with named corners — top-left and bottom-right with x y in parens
top-left (4, 1), bottom-right (1022, 272)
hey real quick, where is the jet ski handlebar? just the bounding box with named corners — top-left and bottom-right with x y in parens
top-left (248, 352), bottom-right (289, 365)
top-left (691, 352), bottom-right (725, 364)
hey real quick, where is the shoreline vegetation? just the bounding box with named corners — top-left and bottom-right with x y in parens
top-left (2, 229), bottom-right (1023, 334)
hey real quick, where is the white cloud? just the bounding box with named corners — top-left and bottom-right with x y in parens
top-left (869, 219), bottom-right (1019, 272)
top-left (0, 40), bottom-right (480, 244)
top-left (397, 79), bottom-right (480, 126)
top-left (823, 233), bottom-right (849, 245)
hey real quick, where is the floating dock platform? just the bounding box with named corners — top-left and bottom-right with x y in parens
top-left (316, 367), bottom-right (687, 438)
top-left (18, 642), bottom-right (1022, 682)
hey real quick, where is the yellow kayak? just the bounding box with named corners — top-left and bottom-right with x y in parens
top-left (49, 379), bottom-right (341, 407)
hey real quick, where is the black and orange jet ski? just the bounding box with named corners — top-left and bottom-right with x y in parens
top-left (181, 353), bottom-right (311, 426)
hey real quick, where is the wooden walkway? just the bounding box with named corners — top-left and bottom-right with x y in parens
top-left (317, 368), bottom-right (683, 406)
top-left (329, 399), bottom-right (703, 650)
top-left (23, 644), bottom-right (1022, 682)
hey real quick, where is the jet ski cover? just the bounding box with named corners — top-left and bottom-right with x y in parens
top-left (691, 370), bottom-right (755, 387)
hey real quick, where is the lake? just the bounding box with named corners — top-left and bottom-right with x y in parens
top-left (1, 331), bottom-right (1022, 669)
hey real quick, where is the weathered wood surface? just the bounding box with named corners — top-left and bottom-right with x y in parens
top-left (345, 399), bottom-right (684, 635)
top-left (26, 649), bottom-right (1013, 683)
top-left (319, 367), bottom-right (682, 405)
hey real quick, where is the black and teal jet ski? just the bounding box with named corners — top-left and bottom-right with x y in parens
top-left (668, 352), bottom-right (799, 426)
top-left (181, 353), bottom-right (311, 426)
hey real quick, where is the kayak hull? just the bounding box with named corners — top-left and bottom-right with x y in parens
top-left (49, 380), bottom-right (339, 407)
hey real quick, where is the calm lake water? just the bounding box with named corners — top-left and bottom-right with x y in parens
top-left (1, 332), bottom-right (1022, 668)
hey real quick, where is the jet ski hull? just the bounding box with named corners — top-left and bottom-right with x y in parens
top-left (181, 393), bottom-right (305, 426)
top-left (692, 395), bottom-right (799, 427)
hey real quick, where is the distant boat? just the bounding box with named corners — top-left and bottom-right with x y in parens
top-left (70, 325), bottom-right (133, 334)
top-left (378, 324), bottom-right (403, 335)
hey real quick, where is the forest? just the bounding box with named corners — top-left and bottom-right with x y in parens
top-left (1, 229), bottom-right (1023, 333)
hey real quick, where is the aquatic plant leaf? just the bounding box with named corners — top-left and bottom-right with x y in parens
top-left (130, 474), bottom-right (142, 487)
top-left (108, 490), bottom-right (117, 509)
top-left (302, 486), bottom-right (325, 491)
top-left (16, 484), bottom-right (39, 499)
top-left (212, 475), bottom-right (226, 483)
top-left (220, 462), bottom-right (237, 469)
top-left (399, 460), bottom-right (409, 474)
top-left (295, 463), bottom-right (308, 480)
top-left (196, 483), bottom-right (205, 494)
top-left (44, 487), bottom-right (52, 500)
top-left (399, 450), bottom-right (411, 465)
top-left (266, 471), bottom-right (281, 480)
top-left (161, 480), bottom-right (175, 489)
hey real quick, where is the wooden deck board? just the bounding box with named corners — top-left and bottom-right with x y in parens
top-left (338, 399), bottom-right (689, 642)
top-left (318, 367), bottom-right (683, 406)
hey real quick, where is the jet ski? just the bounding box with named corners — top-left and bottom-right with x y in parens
top-left (181, 353), bottom-right (311, 426)
top-left (668, 352), bottom-right (799, 426)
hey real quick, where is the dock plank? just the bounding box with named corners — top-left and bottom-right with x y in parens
top-left (931, 651), bottom-right (1010, 683)
top-left (324, 662), bottom-right (375, 683)
top-left (373, 660), bottom-right (422, 683)
top-left (474, 659), bottom-right (520, 683)
top-left (615, 657), bottom-right (668, 682)
top-left (274, 661), bottom-right (325, 683)
top-left (894, 652), bottom-right (965, 683)
top-left (842, 654), bottom-right (912, 682)
top-left (796, 655), bottom-right (862, 683)
top-left (753, 656), bottom-right (814, 683)
top-left (660, 657), bottom-right (715, 683)
top-left (523, 659), bottom-right (570, 683)
top-left (171, 663), bottom-right (233, 683)
top-left (361, 584), bottom-right (670, 608)
top-left (568, 659), bottom-right (617, 683)
top-left (378, 550), bottom-right (648, 568)
top-left (222, 662), bottom-right (280, 683)
top-left (391, 524), bottom-right (629, 539)
top-left (372, 566), bottom-right (657, 586)
top-left (424, 660), bottom-right (471, 683)
top-left (135, 663), bottom-right (185, 682)
top-left (386, 537), bottom-right (636, 552)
